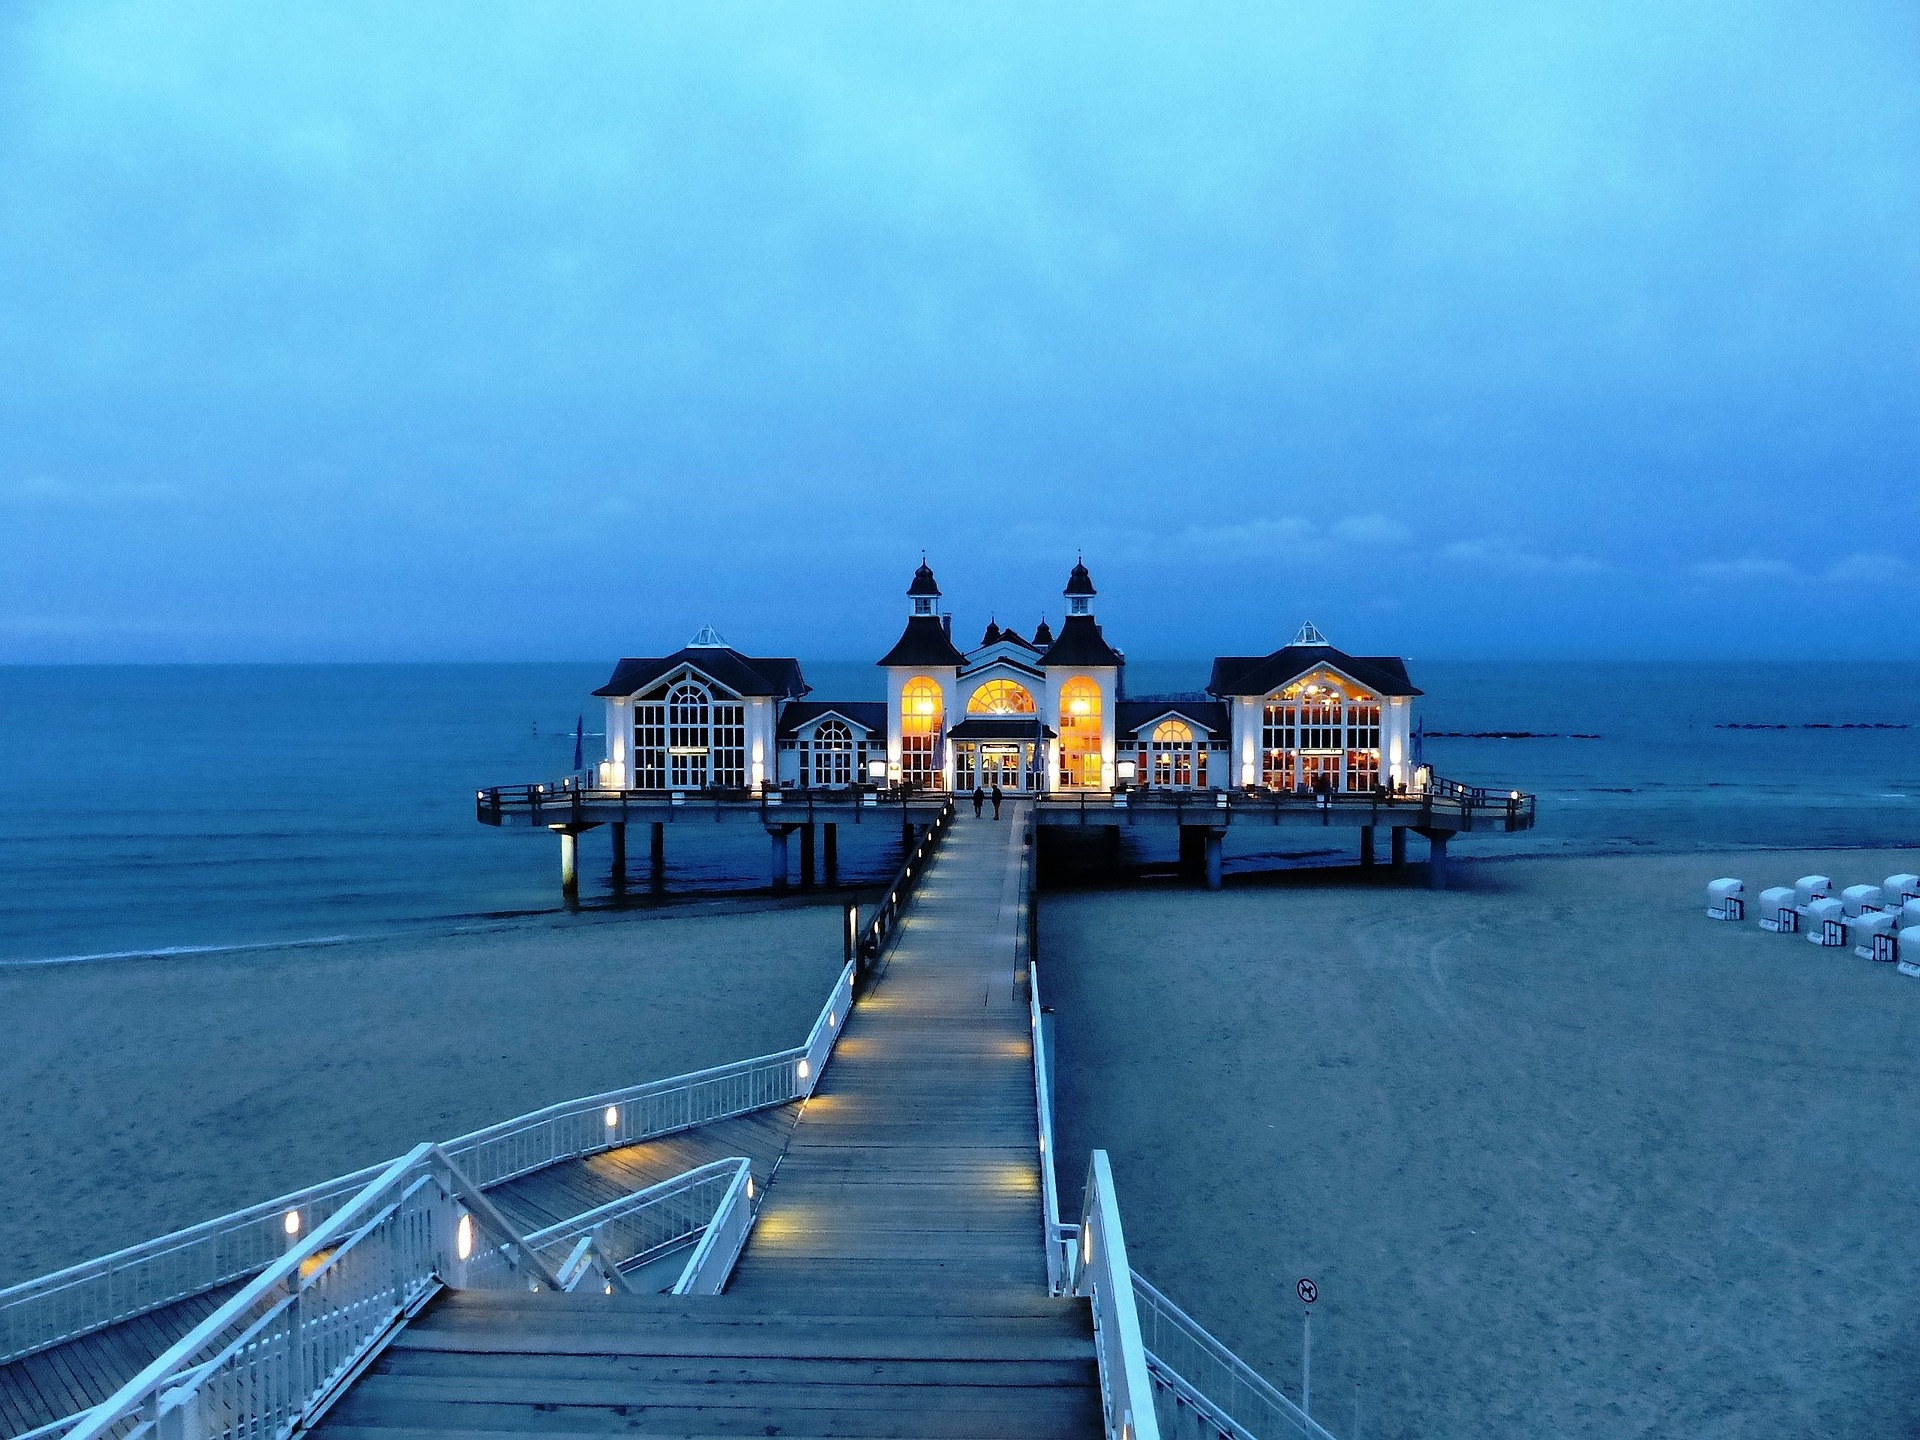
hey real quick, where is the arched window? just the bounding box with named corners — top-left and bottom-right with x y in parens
top-left (812, 720), bottom-right (854, 788)
top-left (1058, 678), bottom-right (1103, 788)
top-left (900, 677), bottom-right (944, 789)
top-left (667, 682), bottom-right (711, 788)
top-left (1149, 719), bottom-right (1199, 788)
top-left (967, 679), bottom-right (1037, 714)
top-left (1259, 671), bottom-right (1381, 793)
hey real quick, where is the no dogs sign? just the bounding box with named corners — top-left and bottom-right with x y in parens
top-left (1296, 1278), bottom-right (1318, 1305)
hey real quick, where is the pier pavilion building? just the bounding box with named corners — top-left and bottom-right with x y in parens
top-left (590, 559), bottom-right (1419, 798)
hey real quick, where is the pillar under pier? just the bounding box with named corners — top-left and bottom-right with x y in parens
top-left (1428, 832), bottom-right (1450, 891)
top-left (768, 826), bottom-right (792, 892)
top-left (559, 830), bottom-right (579, 901)
top-left (799, 824), bottom-right (816, 888)
top-left (1360, 824), bottom-right (1375, 868)
top-left (650, 822), bottom-right (665, 885)
top-left (824, 823), bottom-right (839, 883)
top-left (1204, 829), bottom-right (1223, 890)
top-left (610, 822), bottom-right (627, 892)
top-left (1391, 825), bottom-right (1407, 868)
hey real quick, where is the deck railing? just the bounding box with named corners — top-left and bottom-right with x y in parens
top-left (0, 953), bottom-right (864, 1369)
top-left (476, 780), bottom-right (946, 826)
top-left (1133, 1275), bottom-right (1338, 1440)
top-left (63, 1145), bottom-right (559, 1440)
top-left (1072, 1152), bottom-right (1163, 1440)
top-left (852, 797), bottom-right (955, 981)
top-left (1039, 778), bottom-right (1535, 832)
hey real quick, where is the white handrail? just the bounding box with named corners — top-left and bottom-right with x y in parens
top-left (1024, 892), bottom-right (1076, 1294)
top-left (1132, 1273), bottom-right (1339, 1440)
top-left (1, 958), bottom-right (853, 1367)
top-left (1073, 1152), bottom-right (1162, 1440)
top-left (670, 1161), bottom-right (756, 1295)
top-left (64, 1144), bottom-right (559, 1440)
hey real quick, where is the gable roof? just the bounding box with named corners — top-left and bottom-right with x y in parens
top-left (1115, 699), bottom-right (1230, 740)
top-left (776, 700), bottom-right (887, 739)
top-left (1208, 644), bottom-right (1420, 699)
top-left (1037, 614), bottom-right (1124, 669)
top-left (877, 615), bottom-right (967, 669)
top-left (594, 648), bottom-right (808, 700)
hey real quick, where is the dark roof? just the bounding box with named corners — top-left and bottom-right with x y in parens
top-left (947, 716), bottom-right (1056, 741)
top-left (776, 700), bottom-right (887, 740)
top-left (1064, 560), bottom-right (1096, 597)
top-left (981, 620), bottom-right (1002, 646)
top-left (1115, 699), bottom-right (1230, 740)
top-left (1032, 617), bottom-right (1054, 646)
top-left (594, 648), bottom-right (808, 699)
top-left (876, 615), bottom-right (967, 669)
top-left (907, 561), bottom-right (941, 598)
top-left (1037, 614), bottom-right (1123, 669)
top-left (1208, 645), bottom-right (1420, 699)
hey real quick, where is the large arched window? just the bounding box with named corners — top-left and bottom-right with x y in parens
top-left (1058, 678), bottom-right (1103, 788)
top-left (811, 720), bottom-right (854, 788)
top-left (1260, 672), bottom-right (1380, 794)
top-left (1149, 718), bottom-right (1200, 788)
top-left (900, 677), bottom-right (944, 789)
top-left (967, 679), bottom-right (1036, 714)
top-left (667, 682), bottom-right (711, 788)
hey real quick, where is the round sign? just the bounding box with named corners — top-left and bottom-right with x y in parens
top-left (1297, 1278), bottom-right (1318, 1305)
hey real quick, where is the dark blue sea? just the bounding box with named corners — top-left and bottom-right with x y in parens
top-left (2, 662), bottom-right (1917, 965)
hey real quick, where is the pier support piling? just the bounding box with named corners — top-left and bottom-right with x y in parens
top-left (558, 830), bottom-right (579, 900)
top-left (768, 826), bottom-right (792, 892)
top-left (799, 824), bottom-right (816, 888)
top-left (1103, 825), bottom-right (1121, 874)
top-left (650, 821), bottom-right (665, 881)
top-left (1204, 829), bottom-right (1223, 890)
top-left (823, 823), bottom-right (839, 883)
top-left (1360, 824), bottom-right (1375, 868)
top-left (1390, 825), bottom-right (1407, 869)
top-left (1427, 832), bottom-right (1450, 891)
top-left (609, 822), bottom-right (627, 892)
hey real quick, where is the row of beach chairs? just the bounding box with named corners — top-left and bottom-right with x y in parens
top-left (1707, 874), bottom-right (1920, 975)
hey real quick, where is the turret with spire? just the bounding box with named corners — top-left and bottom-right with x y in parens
top-left (1037, 556), bottom-right (1123, 669)
top-left (878, 556), bottom-right (966, 669)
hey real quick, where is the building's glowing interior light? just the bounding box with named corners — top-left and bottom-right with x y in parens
top-left (1070, 698), bottom-right (1090, 715)
top-left (283, 1209), bottom-right (301, 1237)
top-left (457, 1213), bottom-right (474, 1262)
top-left (604, 1106), bottom-right (619, 1128)
top-left (797, 1059), bottom-right (810, 1080)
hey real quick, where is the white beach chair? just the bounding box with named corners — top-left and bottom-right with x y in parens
top-left (1885, 873), bottom-right (1920, 906)
top-left (1841, 884), bottom-right (1884, 917)
top-left (1793, 875), bottom-right (1832, 913)
top-left (1805, 897), bottom-right (1848, 946)
top-left (1706, 878), bottom-right (1745, 921)
top-left (1852, 910), bottom-right (1898, 961)
top-left (1758, 886), bottom-right (1799, 933)
top-left (1902, 898), bottom-right (1920, 932)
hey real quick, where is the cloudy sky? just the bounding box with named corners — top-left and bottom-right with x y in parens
top-left (2, 1), bottom-right (1915, 662)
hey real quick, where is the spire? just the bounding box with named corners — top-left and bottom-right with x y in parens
top-left (1292, 621), bottom-right (1329, 647)
top-left (1063, 556), bottom-right (1096, 615)
top-left (907, 556), bottom-right (942, 616)
top-left (1032, 615), bottom-right (1054, 646)
top-left (981, 617), bottom-right (1002, 646)
top-left (687, 623), bottom-right (729, 649)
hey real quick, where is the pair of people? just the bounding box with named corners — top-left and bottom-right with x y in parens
top-left (971, 782), bottom-right (1004, 819)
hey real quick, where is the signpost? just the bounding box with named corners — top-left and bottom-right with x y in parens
top-left (1297, 1278), bottom-right (1317, 1414)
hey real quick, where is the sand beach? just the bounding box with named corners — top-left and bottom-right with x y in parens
top-left (1041, 848), bottom-right (1920, 1438)
top-left (0, 902), bottom-right (847, 1287)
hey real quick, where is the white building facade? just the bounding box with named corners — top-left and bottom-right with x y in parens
top-left (592, 563), bottom-right (1420, 797)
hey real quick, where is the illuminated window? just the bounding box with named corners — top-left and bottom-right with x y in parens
top-left (901, 677), bottom-right (944, 789)
top-left (634, 702), bottom-right (667, 788)
top-left (967, 680), bottom-right (1036, 714)
top-left (1260, 672), bottom-right (1382, 793)
top-left (667, 682), bottom-right (710, 788)
top-left (1058, 678), bottom-right (1103, 787)
top-left (810, 721), bottom-right (854, 787)
top-left (1150, 718), bottom-right (1200, 787)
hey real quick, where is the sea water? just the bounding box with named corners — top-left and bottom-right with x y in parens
top-left (2, 661), bottom-right (1917, 964)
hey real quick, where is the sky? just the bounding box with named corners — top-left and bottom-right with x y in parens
top-left (1, 1), bottom-right (1916, 663)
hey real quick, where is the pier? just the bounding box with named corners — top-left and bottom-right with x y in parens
top-left (2, 803), bottom-right (1334, 1440)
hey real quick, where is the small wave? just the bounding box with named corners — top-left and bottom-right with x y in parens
top-left (0, 933), bottom-right (367, 969)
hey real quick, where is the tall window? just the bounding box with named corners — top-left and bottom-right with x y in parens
top-left (711, 702), bottom-right (746, 788)
top-left (1150, 719), bottom-right (1197, 788)
top-left (1261, 703), bottom-right (1297, 789)
top-left (1258, 673), bottom-right (1382, 793)
top-left (1059, 678), bottom-right (1103, 787)
top-left (901, 677), bottom-right (944, 789)
top-left (667, 682), bottom-right (710, 788)
top-left (634, 702), bottom-right (667, 788)
top-left (967, 679), bottom-right (1036, 714)
top-left (811, 721), bottom-right (854, 787)
top-left (1345, 703), bottom-right (1381, 792)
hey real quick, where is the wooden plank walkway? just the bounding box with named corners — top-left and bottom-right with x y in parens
top-left (317, 802), bottom-right (1104, 1439)
top-left (0, 1110), bottom-right (802, 1440)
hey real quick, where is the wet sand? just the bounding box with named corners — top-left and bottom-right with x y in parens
top-left (0, 903), bottom-right (845, 1287)
top-left (1041, 849), bottom-right (1920, 1440)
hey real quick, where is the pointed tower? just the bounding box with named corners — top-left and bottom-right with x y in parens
top-left (877, 558), bottom-right (965, 789)
top-left (1037, 557), bottom-right (1124, 790)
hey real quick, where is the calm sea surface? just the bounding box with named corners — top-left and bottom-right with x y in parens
top-left (2, 661), bottom-right (1917, 964)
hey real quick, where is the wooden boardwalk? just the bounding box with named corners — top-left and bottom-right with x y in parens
top-left (319, 803), bottom-right (1104, 1439)
top-left (0, 1111), bottom-right (801, 1440)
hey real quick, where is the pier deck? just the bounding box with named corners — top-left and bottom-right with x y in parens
top-left (313, 804), bottom-right (1102, 1440)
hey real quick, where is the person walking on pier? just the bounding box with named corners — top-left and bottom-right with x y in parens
top-left (972, 784), bottom-right (986, 818)
top-left (991, 782), bottom-right (1004, 819)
